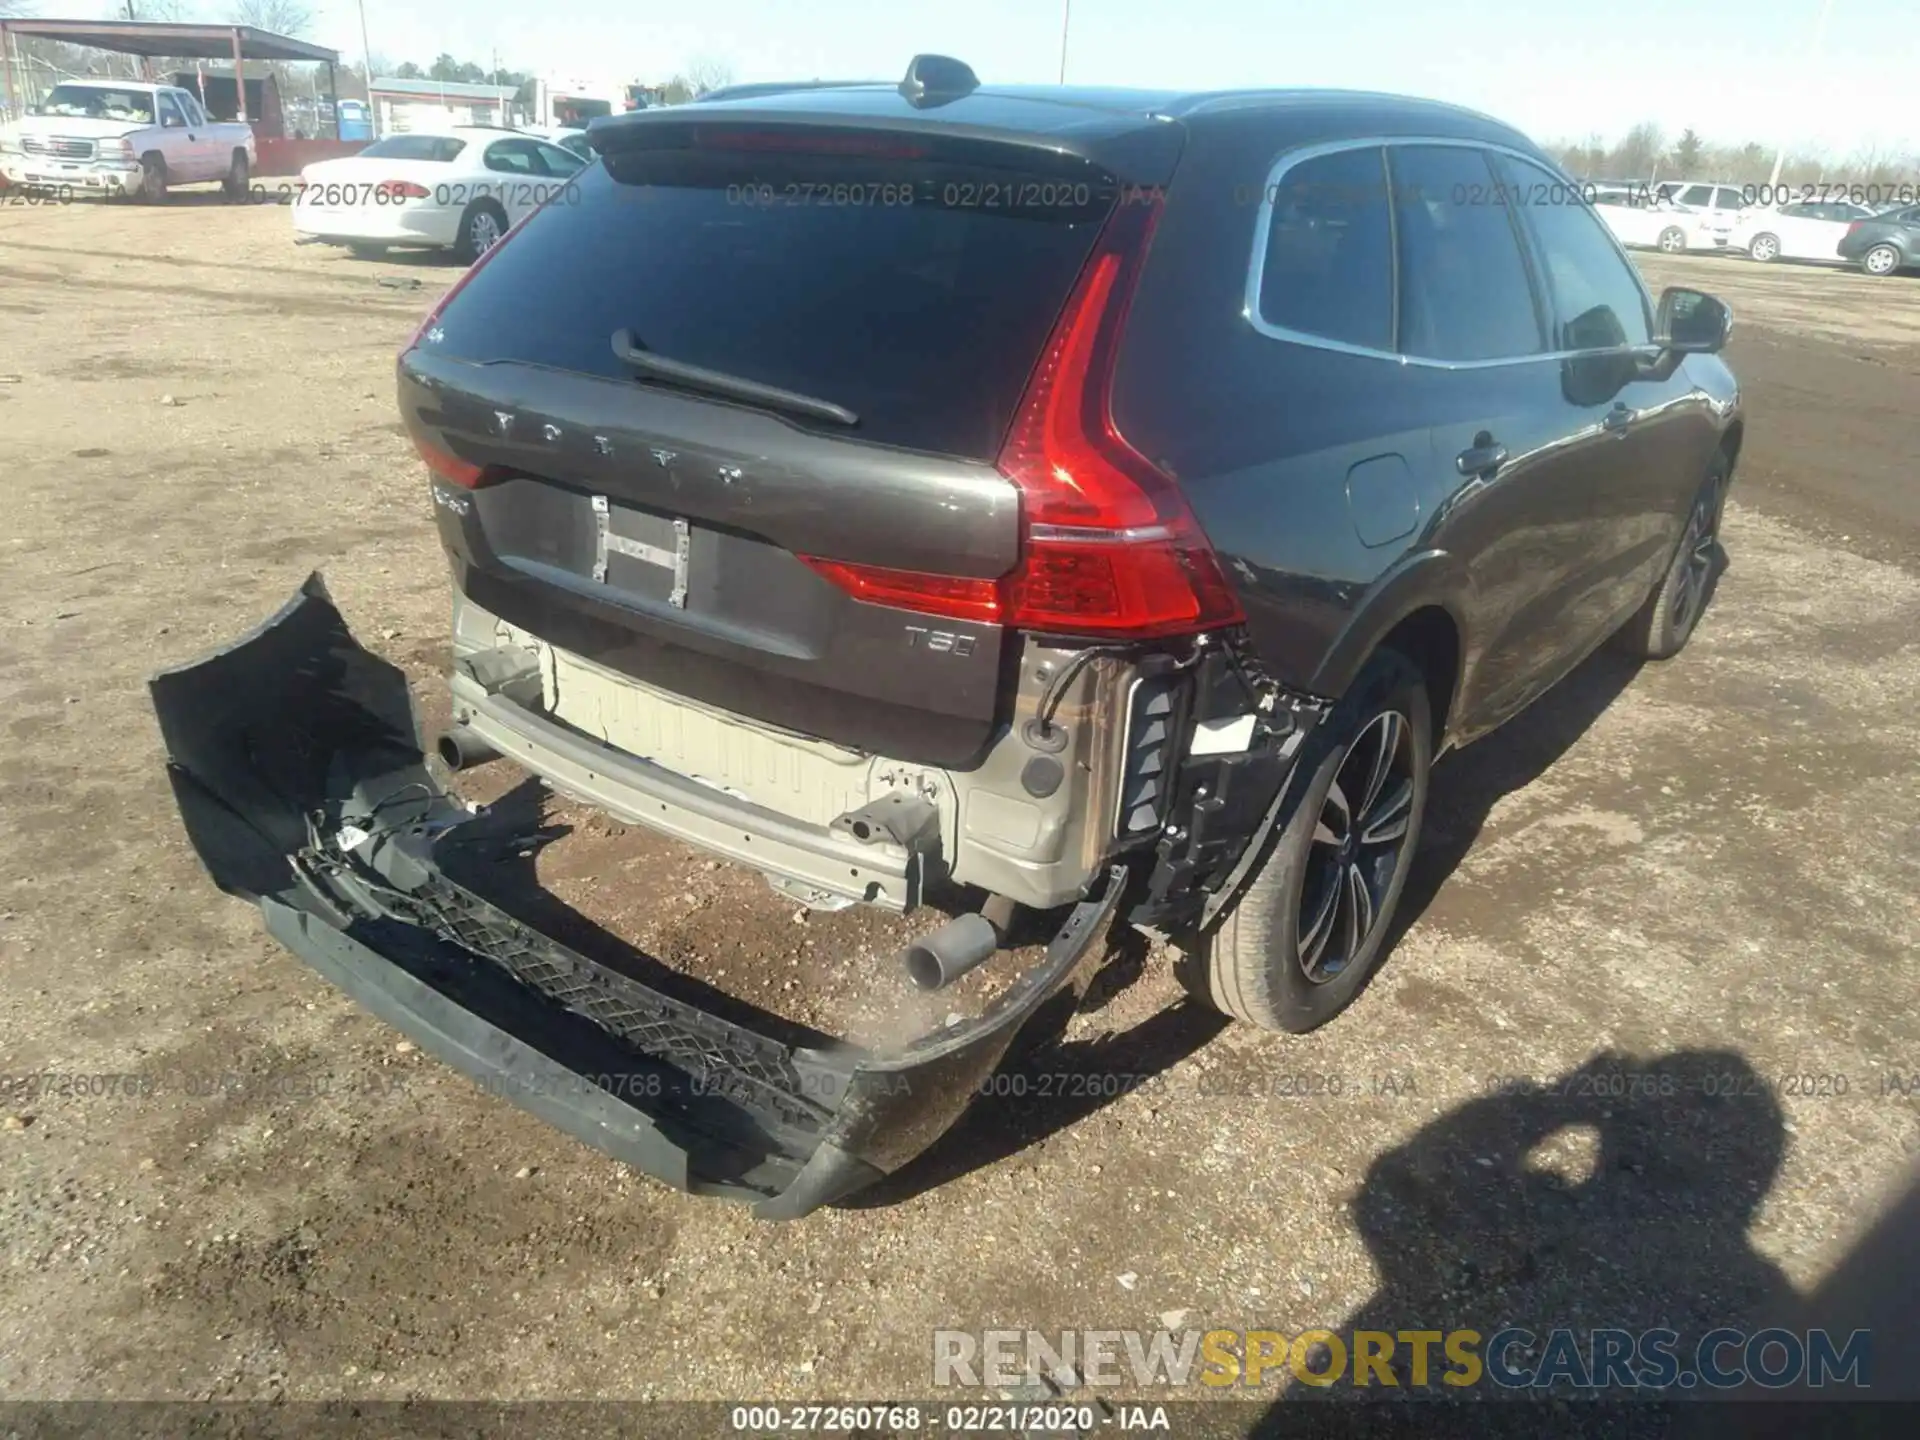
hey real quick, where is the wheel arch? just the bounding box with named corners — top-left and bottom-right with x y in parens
top-left (1306, 551), bottom-right (1472, 749)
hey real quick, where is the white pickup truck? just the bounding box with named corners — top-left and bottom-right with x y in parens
top-left (0, 80), bottom-right (256, 202)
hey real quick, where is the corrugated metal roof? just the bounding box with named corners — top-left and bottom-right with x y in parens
top-left (370, 78), bottom-right (519, 101)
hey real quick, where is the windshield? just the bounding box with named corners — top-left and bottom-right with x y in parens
top-left (43, 84), bottom-right (156, 123)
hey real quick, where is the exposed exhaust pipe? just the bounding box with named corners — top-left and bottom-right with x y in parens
top-left (902, 894), bottom-right (1017, 991)
top-left (435, 725), bottom-right (498, 771)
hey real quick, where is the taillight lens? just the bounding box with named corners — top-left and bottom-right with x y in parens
top-left (801, 192), bottom-right (1245, 642)
top-left (1844, 221), bottom-right (1863, 238)
top-left (375, 179), bottom-right (430, 200)
top-left (413, 435), bottom-right (487, 488)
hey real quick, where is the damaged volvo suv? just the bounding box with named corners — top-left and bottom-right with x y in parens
top-left (152, 57), bottom-right (1742, 1218)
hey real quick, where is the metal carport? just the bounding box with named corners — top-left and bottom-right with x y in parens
top-left (0, 20), bottom-right (341, 133)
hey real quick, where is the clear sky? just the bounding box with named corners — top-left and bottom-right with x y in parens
top-left (278, 0), bottom-right (1911, 157)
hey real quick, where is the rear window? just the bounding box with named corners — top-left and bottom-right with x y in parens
top-left (360, 135), bottom-right (467, 162)
top-left (427, 141), bottom-right (1118, 461)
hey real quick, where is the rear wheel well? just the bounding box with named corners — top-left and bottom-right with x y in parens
top-left (1375, 606), bottom-right (1459, 748)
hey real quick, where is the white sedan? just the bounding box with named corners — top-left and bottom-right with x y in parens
top-left (293, 128), bottom-right (587, 262)
top-left (1725, 199), bottom-right (1879, 264)
top-left (1592, 198), bottom-right (1726, 255)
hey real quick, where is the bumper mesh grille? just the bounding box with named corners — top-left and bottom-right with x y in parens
top-left (321, 850), bottom-right (834, 1133)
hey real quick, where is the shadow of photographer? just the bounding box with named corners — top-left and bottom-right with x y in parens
top-left (1257, 1048), bottom-right (1793, 1425)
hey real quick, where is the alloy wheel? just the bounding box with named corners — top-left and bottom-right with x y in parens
top-left (1296, 710), bottom-right (1416, 984)
top-left (1865, 245), bottom-right (1899, 276)
top-left (1660, 228), bottom-right (1686, 253)
top-left (1751, 235), bottom-right (1777, 262)
top-left (470, 211), bottom-right (503, 254)
top-left (1669, 483), bottom-right (1720, 636)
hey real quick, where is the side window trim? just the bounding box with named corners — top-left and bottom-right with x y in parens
top-left (1245, 134), bottom-right (1601, 370)
top-left (1494, 150), bottom-right (1658, 355)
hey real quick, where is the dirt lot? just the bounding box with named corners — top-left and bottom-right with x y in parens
top-left (2, 199), bottom-right (1918, 1415)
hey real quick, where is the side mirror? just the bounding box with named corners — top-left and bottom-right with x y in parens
top-left (1655, 287), bottom-right (1732, 355)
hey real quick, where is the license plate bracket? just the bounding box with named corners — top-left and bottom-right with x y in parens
top-left (590, 494), bottom-right (689, 609)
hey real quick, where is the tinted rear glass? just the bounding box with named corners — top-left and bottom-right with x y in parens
top-left (1256, 146), bottom-right (1393, 351)
top-left (360, 135), bottom-right (467, 162)
top-left (428, 144), bottom-right (1116, 460)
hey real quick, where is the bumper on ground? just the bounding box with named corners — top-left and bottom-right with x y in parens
top-left (149, 575), bottom-right (1125, 1218)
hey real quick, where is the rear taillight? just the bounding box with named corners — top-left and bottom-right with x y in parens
top-left (375, 179), bottom-right (430, 200)
top-left (1845, 221), bottom-right (1863, 238)
top-left (412, 435), bottom-right (487, 488)
top-left (801, 193), bottom-right (1245, 642)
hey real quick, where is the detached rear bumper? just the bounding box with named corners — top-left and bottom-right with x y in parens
top-left (149, 575), bottom-right (1123, 1219)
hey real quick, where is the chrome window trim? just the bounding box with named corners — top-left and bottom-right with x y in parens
top-left (1243, 134), bottom-right (1659, 371)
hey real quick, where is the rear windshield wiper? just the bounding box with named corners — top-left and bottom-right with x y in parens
top-left (610, 329), bottom-right (859, 427)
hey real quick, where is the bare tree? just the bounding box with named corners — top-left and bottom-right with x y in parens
top-left (683, 56), bottom-right (734, 97)
top-left (231, 0), bottom-right (313, 36)
top-left (1610, 122), bottom-right (1666, 179)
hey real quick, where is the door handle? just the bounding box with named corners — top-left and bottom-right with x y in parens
top-left (1455, 434), bottom-right (1508, 478)
top-left (1602, 403), bottom-right (1637, 435)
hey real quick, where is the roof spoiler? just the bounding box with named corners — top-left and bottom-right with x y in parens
top-left (899, 54), bottom-right (979, 109)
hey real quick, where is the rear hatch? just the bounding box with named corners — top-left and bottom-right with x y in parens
top-left (400, 101), bottom-right (1184, 766)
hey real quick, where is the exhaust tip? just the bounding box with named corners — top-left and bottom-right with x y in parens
top-left (435, 725), bottom-right (498, 772)
top-left (902, 912), bottom-right (1001, 992)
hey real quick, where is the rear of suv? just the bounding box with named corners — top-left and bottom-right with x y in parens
top-left (153, 57), bottom-right (1743, 1217)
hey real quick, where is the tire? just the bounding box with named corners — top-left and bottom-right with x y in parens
top-left (1201, 648), bottom-right (1432, 1034)
top-left (1615, 450), bottom-right (1729, 661)
top-left (1862, 243), bottom-right (1902, 278)
top-left (138, 153), bottom-right (168, 204)
top-left (222, 150), bottom-right (249, 201)
top-left (1658, 226), bottom-right (1687, 254)
top-left (347, 242), bottom-right (389, 259)
top-left (453, 201), bottom-right (508, 264)
top-left (1748, 233), bottom-right (1779, 263)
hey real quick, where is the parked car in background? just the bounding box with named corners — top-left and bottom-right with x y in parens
top-left (0, 79), bottom-right (255, 201)
top-left (1727, 199), bottom-right (1878, 264)
top-left (161, 57), bottom-right (1745, 1217)
top-left (1594, 193), bottom-right (1725, 253)
top-left (1837, 204), bottom-right (1920, 277)
top-left (292, 128), bottom-right (587, 261)
top-left (1655, 181), bottom-right (1748, 245)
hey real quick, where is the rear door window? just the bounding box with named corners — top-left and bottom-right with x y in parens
top-left (483, 139), bottom-right (543, 174)
top-left (1388, 145), bottom-right (1545, 362)
top-left (1494, 154), bottom-right (1651, 351)
top-left (1253, 145), bottom-right (1394, 352)
top-left (427, 140), bottom-right (1117, 461)
top-left (533, 142), bottom-right (587, 176)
